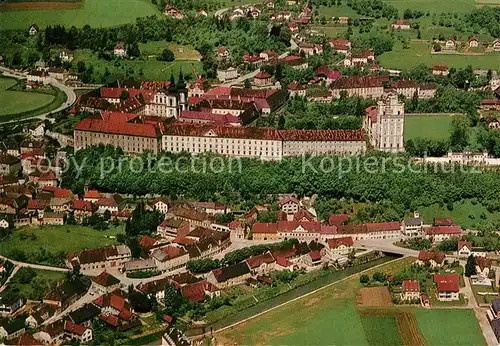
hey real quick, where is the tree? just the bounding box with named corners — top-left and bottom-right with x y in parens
top-left (128, 42), bottom-right (141, 57)
top-left (449, 115), bottom-right (469, 150)
top-left (164, 284), bottom-right (183, 310)
top-left (372, 272), bottom-right (387, 282)
top-left (158, 48), bottom-right (175, 62)
top-left (119, 90), bottom-right (129, 100)
top-left (129, 290), bottom-right (153, 312)
top-left (244, 79), bottom-right (251, 89)
top-left (465, 254), bottom-right (476, 277)
top-left (278, 114), bottom-right (285, 129)
top-left (359, 274), bottom-right (369, 284)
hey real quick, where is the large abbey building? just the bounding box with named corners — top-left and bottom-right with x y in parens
top-left (363, 93), bottom-right (405, 153)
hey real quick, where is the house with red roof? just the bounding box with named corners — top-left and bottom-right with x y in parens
top-left (424, 225), bottom-right (461, 243)
top-left (468, 36), bottom-right (479, 48)
top-left (401, 280), bottom-right (420, 301)
top-left (245, 252), bottom-right (276, 275)
top-left (299, 42), bottom-right (323, 56)
top-left (279, 196), bottom-right (300, 214)
top-left (328, 214), bottom-right (350, 227)
top-left (216, 47), bottom-right (230, 59)
top-left (324, 236), bottom-right (354, 255)
top-left (91, 271), bottom-right (120, 295)
top-left (288, 81), bottom-right (307, 97)
top-left (391, 19), bottom-right (410, 30)
top-left (83, 189), bottom-right (102, 203)
top-left (207, 262), bottom-right (251, 288)
top-left (329, 38), bottom-right (352, 54)
top-left (457, 241), bottom-right (473, 258)
top-left (416, 250), bottom-right (446, 268)
top-left (281, 55), bottom-right (308, 70)
top-left (64, 320), bottom-right (93, 344)
top-left (252, 222), bottom-right (278, 241)
top-left (253, 70), bottom-right (273, 86)
top-left (432, 64), bottom-right (449, 76)
top-left (180, 280), bottom-right (220, 302)
top-left (475, 256), bottom-right (491, 280)
top-left (150, 245), bottom-right (190, 272)
top-left (72, 199), bottom-right (94, 221)
top-left (433, 274), bottom-right (460, 301)
top-left (301, 250), bottom-right (323, 267)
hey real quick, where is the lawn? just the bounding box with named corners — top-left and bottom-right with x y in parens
top-left (0, 224), bottom-right (124, 257)
top-left (72, 49), bottom-right (203, 82)
top-left (361, 315), bottom-right (403, 346)
top-left (379, 41), bottom-right (500, 70)
top-left (418, 199), bottom-right (500, 229)
top-left (0, 76), bottom-right (56, 117)
top-left (5, 268), bottom-right (66, 300)
top-left (415, 309), bottom-right (485, 345)
top-left (404, 114), bottom-right (454, 141)
top-left (384, 0), bottom-right (480, 12)
top-left (0, 0), bottom-right (160, 30)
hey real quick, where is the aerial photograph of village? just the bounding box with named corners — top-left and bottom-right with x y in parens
top-left (0, 0), bottom-right (499, 344)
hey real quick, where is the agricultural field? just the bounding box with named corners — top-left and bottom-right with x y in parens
top-left (404, 114), bottom-right (455, 141)
top-left (72, 49), bottom-right (203, 82)
top-left (0, 0), bottom-right (159, 30)
top-left (379, 41), bottom-right (500, 70)
top-left (415, 309), bottom-right (485, 345)
top-left (360, 314), bottom-right (403, 346)
top-left (0, 224), bottom-right (124, 257)
top-left (0, 77), bottom-right (55, 117)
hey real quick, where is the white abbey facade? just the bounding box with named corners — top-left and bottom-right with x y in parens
top-left (364, 93), bottom-right (405, 153)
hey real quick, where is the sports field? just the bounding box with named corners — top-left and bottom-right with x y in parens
top-left (215, 257), bottom-right (483, 345)
top-left (0, 0), bottom-right (159, 30)
top-left (0, 77), bottom-right (55, 116)
top-left (404, 114), bottom-right (454, 141)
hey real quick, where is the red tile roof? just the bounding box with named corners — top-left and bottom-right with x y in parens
top-left (179, 110), bottom-right (241, 126)
top-left (458, 241), bottom-right (472, 251)
top-left (365, 222), bottom-right (401, 232)
top-left (402, 280), bottom-right (420, 292)
top-left (327, 236), bottom-right (354, 249)
top-left (476, 256), bottom-right (491, 271)
top-left (98, 313), bottom-right (120, 327)
top-left (255, 70), bottom-right (271, 79)
top-left (331, 75), bottom-right (389, 89)
top-left (252, 222), bottom-right (278, 234)
top-left (433, 218), bottom-right (453, 226)
top-left (275, 256), bottom-right (294, 267)
top-left (163, 123), bottom-right (282, 141)
top-left (425, 226), bottom-right (461, 236)
top-left (277, 220), bottom-right (321, 233)
top-left (75, 112), bottom-right (161, 138)
top-left (308, 250), bottom-right (322, 261)
top-left (279, 129), bottom-right (365, 141)
top-left (139, 235), bottom-right (157, 248)
top-left (72, 199), bottom-right (93, 211)
top-left (246, 252), bottom-right (276, 269)
top-left (366, 106), bottom-right (378, 123)
top-left (393, 19), bottom-right (410, 25)
top-left (180, 280), bottom-right (219, 302)
top-left (433, 274), bottom-right (460, 292)
top-left (432, 64), bottom-right (449, 71)
top-left (64, 320), bottom-right (87, 336)
top-left (288, 81), bottom-right (306, 91)
top-left (418, 250), bottom-right (445, 264)
top-left (84, 190), bottom-right (102, 199)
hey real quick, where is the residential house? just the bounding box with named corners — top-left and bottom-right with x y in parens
top-left (259, 50), bottom-right (279, 62)
top-left (114, 42), bottom-right (127, 57)
top-left (150, 245), bottom-right (190, 272)
top-left (281, 55), bottom-right (308, 70)
top-left (475, 256), bottom-right (491, 279)
top-left (64, 321), bottom-right (93, 344)
top-left (298, 43), bottom-right (323, 56)
top-left (493, 39), bottom-right (500, 52)
top-left (402, 213), bottom-right (423, 237)
top-left (47, 67), bottom-right (66, 80)
top-left (433, 274), bottom-right (460, 301)
top-left (323, 237), bottom-right (354, 255)
top-left (490, 299), bottom-right (500, 319)
top-left (217, 67), bottom-right (239, 82)
top-left (329, 38), bottom-right (351, 54)
top-left (0, 295), bottom-right (26, 315)
top-left (444, 38), bottom-right (456, 50)
top-left (301, 250), bottom-right (323, 267)
top-left (43, 278), bottom-right (89, 311)
top-left (123, 259), bottom-right (157, 273)
top-left (391, 19), bottom-right (410, 30)
top-left (58, 49), bottom-right (74, 62)
top-left (34, 320), bottom-right (65, 345)
top-left (416, 251), bottom-right (446, 268)
top-left (343, 50), bottom-right (375, 67)
top-left (207, 262), bottom-right (251, 289)
top-left (424, 225), bottom-right (462, 242)
top-left (72, 200), bottom-right (94, 222)
top-left (157, 218), bottom-right (190, 239)
top-left (288, 81), bottom-right (307, 97)
top-left (279, 196), bottom-right (300, 213)
top-left (432, 64), bottom-right (449, 76)
top-left (137, 278), bottom-right (172, 302)
top-left (83, 190), bottom-right (102, 203)
top-left (168, 207), bottom-right (214, 231)
top-left (0, 318), bottom-right (26, 341)
top-left (245, 252), bottom-right (276, 275)
top-left (164, 5), bottom-right (184, 19)
top-left (180, 280), bottom-right (220, 302)
top-left (0, 155), bottom-right (21, 176)
top-left (28, 24), bottom-right (39, 36)
top-left (229, 220), bottom-right (246, 241)
top-left (25, 303), bottom-right (57, 328)
top-left (148, 198), bottom-right (169, 214)
top-left (66, 245), bottom-right (132, 271)
top-left (67, 303), bottom-right (101, 327)
top-left (40, 211), bottom-right (65, 225)
top-left (401, 280), bottom-right (420, 301)
top-left (190, 201), bottom-right (229, 215)
top-left (95, 195), bottom-right (122, 214)
top-left (253, 71), bottom-right (273, 86)
top-left (469, 36), bottom-right (479, 48)
top-left (216, 47), bottom-right (230, 60)
top-left (91, 271), bottom-right (121, 295)
top-left (457, 241), bottom-right (473, 258)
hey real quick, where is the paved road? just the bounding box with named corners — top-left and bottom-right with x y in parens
top-left (356, 239), bottom-right (419, 256)
top-left (0, 265), bottom-right (20, 293)
top-left (0, 66), bottom-right (77, 124)
top-left (0, 254), bottom-right (69, 272)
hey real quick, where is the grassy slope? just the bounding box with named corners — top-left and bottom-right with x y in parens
top-left (139, 42), bottom-right (202, 61)
top-left (0, 224), bottom-right (124, 256)
top-left (0, 91), bottom-right (55, 116)
top-left (415, 309), bottom-right (485, 345)
top-left (9, 269), bottom-right (66, 299)
top-left (0, 0), bottom-right (159, 30)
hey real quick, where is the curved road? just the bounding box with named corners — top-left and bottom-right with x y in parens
top-left (0, 66), bottom-right (77, 124)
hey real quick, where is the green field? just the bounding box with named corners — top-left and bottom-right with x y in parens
top-left (72, 49), bottom-right (203, 82)
top-left (138, 42), bottom-right (201, 61)
top-left (415, 309), bottom-right (485, 345)
top-left (0, 224), bottom-right (124, 257)
top-left (384, 0), bottom-right (480, 12)
top-left (404, 114), bottom-right (454, 141)
top-left (379, 41), bottom-right (500, 70)
top-left (0, 77), bottom-right (55, 117)
top-left (5, 268), bottom-right (66, 300)
top-left (0, 0), bottom-right (159, 30)
top-left (418, 199), bottom-right (500, 229)
top-left (361, 315), bottom-right (403, 346)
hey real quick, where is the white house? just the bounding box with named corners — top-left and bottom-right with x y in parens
top-left (279, 196), bottom-right (299, 214)
top-left (401, 280), bottom-right (420, 301)
top-left (468, 37), bottom-right (479, 48)
top-left (457, 241), bottom-right (472, 258)
top-left (415, 251), bottom-right (445, 268)
top-left (433, 274), bottom-right (460, 301)
top-left (0, 219), bottom-right (9, 229)
top-left (323, 237), bottom-right (354, 255)
top-left (149, 198), bottom-right (169, 214)
top-left (402, 213), bottom-right (423, 237)
top-left (28, 24), bottom-right (39, 36)
top-left (114, 42), bottom-right (127, 57)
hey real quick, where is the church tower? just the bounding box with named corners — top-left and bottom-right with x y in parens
top-left (373, 93), bottom-right (405, 153)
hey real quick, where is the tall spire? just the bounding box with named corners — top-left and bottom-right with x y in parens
top-left (168, 72), bottom-right (176, 92)
top-left (177, 68), bottom-right (186, 90)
